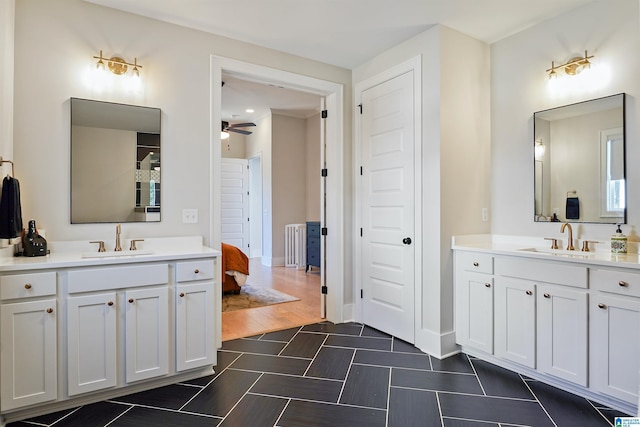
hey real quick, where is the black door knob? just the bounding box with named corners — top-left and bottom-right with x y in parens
top-left (402, 237), bottom-right (412, 245)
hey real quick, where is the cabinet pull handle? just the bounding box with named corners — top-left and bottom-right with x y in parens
top-left (485, 283), bottom-right (491, 288)
top-left (598, 303), bottom-right (607, 309)
top-left (526, 290), bottom-right (533, 295)
top-left (473, 262), bottom-right (479, 267)
top-left (179, 292), bottom-right (185, 298)
top-left (128, 298), bottom-right (134, 303)
top-left (619, 281), bottom-right (629, 287)
top-left (194, 269), bottom-right (200, 274)
top-left (24, 283), bottom-right (32, 289)
top-left (107, 301), bottom-right (114, 306)
top-left (46, 308), bottom-right (53, 314)
top-left (544, 293), bottom-right (551, 298)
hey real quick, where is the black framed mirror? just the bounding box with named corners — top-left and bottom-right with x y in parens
top-left (533, 93), bottom-right (625, 224)
top-left (70, 98), bottom-right (161, 223)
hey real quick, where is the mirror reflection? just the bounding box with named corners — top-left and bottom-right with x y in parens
top-left (534, 93), bottom-right (625, 223)
top-left (71, 98), bottom-right (161, 223)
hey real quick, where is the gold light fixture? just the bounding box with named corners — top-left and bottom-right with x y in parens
top-left (94, 50), bottom-right (142, 76)
top-left (547, 50), bottom-right (593, 79)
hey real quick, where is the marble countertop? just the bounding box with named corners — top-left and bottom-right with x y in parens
top-left (0, 236), bottom-right (220, 272)
top-left (452, 234), bottom-right (640, 270)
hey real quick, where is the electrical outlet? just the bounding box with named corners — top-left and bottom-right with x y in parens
top-left (482, 208), bottom-right (489, 222)
top-left (553, 208), bottom-right (559, 215)
top-left (182, 209), bottom-right (198, 224)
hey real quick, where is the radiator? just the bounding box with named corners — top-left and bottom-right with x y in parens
top-left (285, 224), bottom-right (306, 268)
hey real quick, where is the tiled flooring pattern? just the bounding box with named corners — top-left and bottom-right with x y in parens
top-left (10, 322), bottom-right (630, 426)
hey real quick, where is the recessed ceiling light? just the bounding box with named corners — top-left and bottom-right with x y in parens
top-left (246, 109), bottom-right (254, 113)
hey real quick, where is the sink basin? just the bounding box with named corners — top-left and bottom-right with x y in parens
top-left (81, 250), bottom-right (153, 259)
top-left (517, 247), bottom-right (593, 257)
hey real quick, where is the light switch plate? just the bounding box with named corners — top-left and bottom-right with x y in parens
top-left (182, 209), bottom-right (198, 224)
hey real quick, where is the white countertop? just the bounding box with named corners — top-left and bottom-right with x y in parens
top-left (0, 236), bottom-right (220, 272)
top-left (452, 234), bottom-right (640, 270)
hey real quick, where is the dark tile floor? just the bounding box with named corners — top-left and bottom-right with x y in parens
top-left (9, 322), bottom-right (631, 426)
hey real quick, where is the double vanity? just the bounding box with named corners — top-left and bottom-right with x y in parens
top-left (453, 234), bottom-right (639, 415)
top-left (0, 236), bottom-right (220, 425)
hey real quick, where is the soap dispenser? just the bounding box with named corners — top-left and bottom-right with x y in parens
top-left (611, 224), bottom-right (627, 254)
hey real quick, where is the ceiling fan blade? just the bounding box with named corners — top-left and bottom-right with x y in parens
top-left (228, 128), bottom-right (253, 135)
top-left (228, 122), bottom-right (256, 128)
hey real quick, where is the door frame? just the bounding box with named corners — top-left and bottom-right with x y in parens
top-left (354, 56), bottom-right (422, 337)
top-left (248, 153), bottom-right (263, 259)
top-left (210, 55), bottom-right (345, 330)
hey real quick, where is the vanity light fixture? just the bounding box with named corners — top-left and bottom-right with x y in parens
top-left (94, 50), bottom-right (142, 77)
top-left (547, 50), bottom-right (593, 79)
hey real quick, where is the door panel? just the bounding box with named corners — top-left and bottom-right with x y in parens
top-left (221, 158), bottom-right (250, 255)
top-left (361, 70), bottom-right (415, 343)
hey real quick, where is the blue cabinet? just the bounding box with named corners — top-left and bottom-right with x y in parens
top-left (306, 221), bottom-right (321, 272)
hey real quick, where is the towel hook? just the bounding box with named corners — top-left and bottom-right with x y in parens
top-left (0, 156), bottom-right (14, 177)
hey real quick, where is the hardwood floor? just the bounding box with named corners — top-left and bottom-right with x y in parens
top-left (221, 258), bottom-right (323, 341)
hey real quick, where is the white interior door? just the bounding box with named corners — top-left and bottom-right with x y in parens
top-left (221, 158), bottom-right (250, 255)
top-left (360, 70), bottom-right (415, 343)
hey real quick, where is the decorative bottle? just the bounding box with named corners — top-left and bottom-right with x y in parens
top-left (23, 219), bottom-right (47, 257)
top-left (611, 224), bottom-right (627, 254)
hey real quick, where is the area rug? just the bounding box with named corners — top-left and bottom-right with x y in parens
top-left (222, 283), bottom-right (299, 312)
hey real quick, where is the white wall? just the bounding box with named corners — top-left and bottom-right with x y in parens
top-left (221, 132), bottom-right (246, 159)
top-left (0, 0), bottom-right (14, 183)
top-left (353, 25), bottom-right (491, 356)
top-left (491, 0), bottom-right (640, 242)
top-left (11, 0), bottom-right (350, 247)
top-left (271, 113), bottom-right (307, 264)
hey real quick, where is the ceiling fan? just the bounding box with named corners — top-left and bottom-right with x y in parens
top-left (221, 121), bottom-right (256, 136)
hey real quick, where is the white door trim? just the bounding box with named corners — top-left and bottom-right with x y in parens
top-left (354, 56), bottom-right (422, 337)
top-left (210, 56), bottom-right (345, 329)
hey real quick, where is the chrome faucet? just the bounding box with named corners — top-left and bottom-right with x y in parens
top-left (560, 223), bottom-right (574, 251)
top-left (115, 224), bottom-right (122, 251)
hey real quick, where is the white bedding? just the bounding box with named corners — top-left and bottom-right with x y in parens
top-left (225, 270), bottom-right (248, 286)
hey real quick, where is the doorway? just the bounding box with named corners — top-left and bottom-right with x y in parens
top-left (212, 56), bottom-right (345, 337)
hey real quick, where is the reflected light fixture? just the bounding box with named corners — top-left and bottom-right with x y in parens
top-left (94, 50), bottom-right (142, 77)
top-left (547, 50), bottom-right (593, 79)
top-left (535, 138), bottom-right (545, 159)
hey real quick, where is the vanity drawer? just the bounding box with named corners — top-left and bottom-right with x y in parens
top-left (456, 251), bottom-right (493, 275)
top-left (176, 260), bottom-right (214, 282)
top-left (591, 269), bottom-right (640, 298)
top-left (495, 257), bottom-right (587, 288)
top-left (68, 264), bottom-right (169, 293)
top-left (0, 272), bottom-right (56, 300)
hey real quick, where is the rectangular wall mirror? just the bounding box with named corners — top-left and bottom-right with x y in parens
top-left (71, 98), bottom-right (161, 223)
top-left (533, 93), bottom-right (625, 224)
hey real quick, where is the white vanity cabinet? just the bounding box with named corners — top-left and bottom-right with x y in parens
top-left (590, 268), bottom-right (640, 405)
top-left (494, 257), bottom-right (588, 385)
top-left (66, 264), bottom-right (169, 393)
top-left (66, 292), bottom-right (117, 396)
top-left (454, 251), bottom-right (494, 354)
top-left (0, 239), bottom-right (220, 425)
top-left (452, 237), bottom-right (640, 415)
top-left (175, 260), bottom-right (215, 372)
top-left (0, 272), bottom-right (57, 411)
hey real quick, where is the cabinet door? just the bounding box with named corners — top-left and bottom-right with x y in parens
top-left (455, 271), bottom-right (493, 354)
top-left (176, 282), bottom-right (215, 372)
top-left (67, 293), bottom-right (117, 396)
top-left (590, 293), bottom-right (640, 404)
top-left (1, 299), bottom-right (57, 411)
top-left (495, 277), bottom-right (536, 368)
top-left (537, 285), bottom-right (587, 386)
top-left (125, 287), bottom-right (169, 383)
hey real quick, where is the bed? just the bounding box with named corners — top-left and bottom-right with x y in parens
top-left (221, 242), bottom-right (249, 294)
